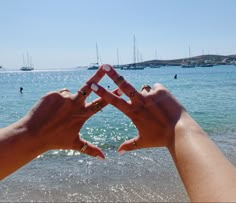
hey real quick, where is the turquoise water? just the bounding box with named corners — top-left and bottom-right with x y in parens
top-left (0, 66), bottom-right (235, 202)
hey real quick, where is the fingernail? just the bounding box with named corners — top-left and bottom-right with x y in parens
top-left (91, 83), bottom-right (99, 92)
top-left (117, 89), bottom-right (123, 96)
top-left (102, 64), bottom-right (111, 72)
top-left (96, 155), bottom-right (105, 160)
top-left (118, 150), bottom-right (126, 155)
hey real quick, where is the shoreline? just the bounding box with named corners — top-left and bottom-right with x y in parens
top-left (123, 54), bottom-right (236, 68)
top-left (0, 133), bottom-right (235, 202)
top-left (1, 134), bottom-right (235, 202)
top-left (0, 149), bottom-right (189, 202)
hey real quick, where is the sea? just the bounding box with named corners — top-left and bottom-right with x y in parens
top-left (0, 65), bottom-right (236, 202)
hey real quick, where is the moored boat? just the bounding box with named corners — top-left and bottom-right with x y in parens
top-left (88, 63), bottom-right (99, 70)
top-left (149, 64), bottom-right (161, 68)
top-left (120, 64), bottom-right (145, 70)
top-left (88, 44), bottom-right (100, 70)
top-left (20, 66), bottom-right (34, 71)
top-left (20, 52), bottom-right (34, 71)
top-left (199, 63), bottom-right (213, 67)
top-left (181, 63), bottom-right (195, 68)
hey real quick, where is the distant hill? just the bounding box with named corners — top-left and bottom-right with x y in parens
top-left (126, 54), bottom-right (236, 67)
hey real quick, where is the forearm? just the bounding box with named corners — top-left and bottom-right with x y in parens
top-left (0, 117), bottom-right (47, 180)
top-left (168, 112), bottom-right (236, 202)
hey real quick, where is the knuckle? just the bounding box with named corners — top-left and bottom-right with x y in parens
top-left (96, 86), bottom-right (106, 96)
top-left (109, 71), bottom-right (119, 79)
top-left (153, 83), bottom-right (164, 89)
top-left (155, 88), bottom-right (168, 97)
top-left (119, 81), bottom-right (131, 90)
top-left (44, 91), bottom-right (73, 107)
top-left (43, 92), bottom-right (62, 101)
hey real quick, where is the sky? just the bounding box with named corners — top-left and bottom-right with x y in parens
top-left (0, 0), bottom-right (236, 69)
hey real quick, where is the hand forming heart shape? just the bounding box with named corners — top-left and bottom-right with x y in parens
top-left (89, 64), bottom-right (185, 155)
top-left (23, 64), bottom-right (185, 160)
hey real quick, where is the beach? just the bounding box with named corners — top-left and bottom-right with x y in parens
top-left (0, 65), bottom-right (236, 202)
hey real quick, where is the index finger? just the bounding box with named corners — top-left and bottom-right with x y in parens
top-left (76, 65), bottom-right (106, 102)
top-left (93, 82), bottom-right (130, 110)
top-left (101, 64), bottom-right (142, 102)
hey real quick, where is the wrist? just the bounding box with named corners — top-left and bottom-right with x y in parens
top-left (9, 116), bottom-right (49, 154)
top-left (0, 117), bottom-right (48, 180)
top-left (167, 111), bottom-right (207, 153)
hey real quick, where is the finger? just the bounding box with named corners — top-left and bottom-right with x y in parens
top-left (76, 65), bottom-right (106, 102)
top-left (90, 82), bottom-right (132, 116)
top-left (140, 84), bottom-right (152, 97)
top-left (58, 88), bottom-right (72, 98)
top-left (101, 64), bottom-right (143, 102)
top-left (58, 88), bottom-right (70, 94)
top-left (152, 83), bottom-right (175, 117)
top-left (56, 88), bottom-right (76, 101)
top-left (74, 138), bottom-right (105, 160)
top-left (117, 136), bottom-right (140, 154)
top-left (142, 84), bottom-right (169, 125)
top-left (85, 87), bottom-right (123, 117)
top-left (141, 84), bottom-right (152, 93)
top-left (152, 83), bottom-right (167, 92)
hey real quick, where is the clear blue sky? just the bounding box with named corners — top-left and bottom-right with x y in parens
top-left (1, 0), bottom-right (236, 69)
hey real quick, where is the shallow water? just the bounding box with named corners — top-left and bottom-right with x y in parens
top-left (0, 65), bottom-right (235, 202)
top-left (1, 149), bottom-right (188, 202)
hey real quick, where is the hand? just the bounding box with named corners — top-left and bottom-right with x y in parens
top-left (21, 67), bottom-right (121, 159)
top-left (90, 64), bottom-right (186, 153)
top-left (0, 66), bottom-right (124, 179)
top-left (90, 65), bottom-right (236, 202)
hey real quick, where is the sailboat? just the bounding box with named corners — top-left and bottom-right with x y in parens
top-left (149, 49), bottom-right (161, 68)
top-left (20, 66), bottom-right (34, 71)
top-left (181, 60), bottom-right (195, 68)
top-left (88, 44), bottom-right (99, 70)
top-left (181, 46), bottom-right (195, 68)
top-left (122, 35), bottom-right (144, 70)
top-left (113, 48), bottom-right (121, 69)
top-left (20, 52), bottom-right (34, 71)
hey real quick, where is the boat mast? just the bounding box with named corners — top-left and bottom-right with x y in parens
top-left (117, 48), bottom-right (119, 66)
top-left (27, 51), bottom-right (30, 67)
top-left (133, 35), bottom-right (136, 65)
top-left (96, 43), bottom-right (99, 65)
top-left (188, 46), bottom-right (191, 58)
top-left (22, 53), bottom-right (25, 67)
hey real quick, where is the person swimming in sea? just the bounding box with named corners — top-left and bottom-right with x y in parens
top-left (20, 87), bottom-right (23, 94)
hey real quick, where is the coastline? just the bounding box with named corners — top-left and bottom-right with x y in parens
top-left (125, 54), bottom-right (236, 67)
top-left (1, 54), bottom-right (236, 71)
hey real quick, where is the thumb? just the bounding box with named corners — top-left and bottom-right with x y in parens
top-left (117, 135), bottom-right (140, 155)
top-left (74, 139), bottom-right (105, 160)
